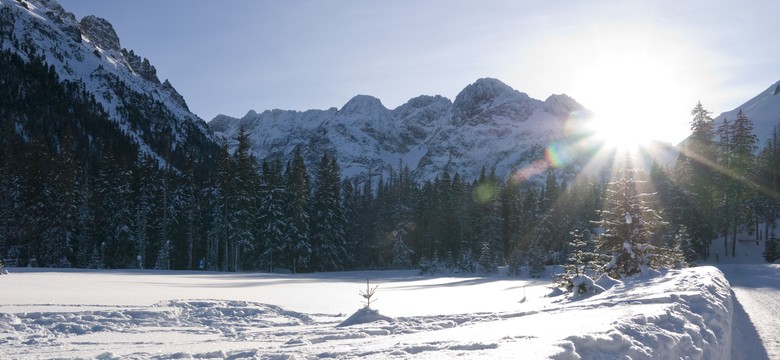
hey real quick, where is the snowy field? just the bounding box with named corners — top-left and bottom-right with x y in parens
top-left (0, 263), bottom-right (735, 360)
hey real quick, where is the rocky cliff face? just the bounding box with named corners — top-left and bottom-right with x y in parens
top-left (210, 78), bottom-right (590, 183)
top-left (0, 0), bottom-right (213, 168)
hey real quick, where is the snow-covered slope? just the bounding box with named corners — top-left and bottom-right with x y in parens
top-left (714, 80), bottom-right (780, 149)
top-left (0, 0), bottom-right (215, 166)
top-left (210, 78), bottom-right (590, 182)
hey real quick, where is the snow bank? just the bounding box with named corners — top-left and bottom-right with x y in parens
top-left (0, 266), bottom-right (732, 359)
top-left (553, 266), bottom-right (733, 360)
top-left (337, 307), bottom-right (395, 327)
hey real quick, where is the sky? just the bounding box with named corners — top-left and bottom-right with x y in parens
top-left (57, 0), bottom-right (780, 145)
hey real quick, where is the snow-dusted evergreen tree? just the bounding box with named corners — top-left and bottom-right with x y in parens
top-left (0, 114), bottom-right (14, 256)
top-left (388, 162), bottom-right (415, 269)
top-left (205, 183), bottom-right (225, 272)
top-left (755, 126), bottom-right (780, 241)
top-left (230, 128), bottom-right (260, 271)
top-left (133, 158), bottom-right (156, 269)
top-left (286, 145), bottom-right (311, 273)
top-left (477, 241), bottom-right (498, 274)
top-left (556, 228), bottom-right (595, 291)
top-left (95, 152), bottom-right (135, 269)
top-left (341, 178), bottom-right (361, 268)
top-left (673, 102), bottom-right (718, 259)
top-left (764, 234), bottom-right (778, 263)
top-left (310, 154), bottom-right (347, 271)
top-left (19, 138), bottom-right (49, 267)
top-left (500, 179), bottom-right (522, 265)
top-left (391, 226), bottom-right (414, 269)
top-left (178, 156), bottom-right (199, 270)
top-left (527, 236), bottom-right (547, 278)
top-left (471, 168), bottom-right (502, 271)
top-left (153, 168), bottom-right (180, 271)
top-left (42, 139), bottom-right (78, 267)
top-left (675, 225), bottom-right (698, 265)
top-left (258, 158), bottom-right (287, 272)
top-left (506, 248), bottom-right (524, 276)
top-left (594, 156), bottom-right (667, 278)
top-left (715, 110), bottom-right (758, 257)
top-left (208, 137), bottom-right (232, 271)
top-left (74, 166), bottom-right (96, 268)
top-left (155, 239), bottom-right (172, 270)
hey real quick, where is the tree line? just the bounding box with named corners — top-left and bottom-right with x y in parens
top-left (2, 47), bottom-right (780, 274)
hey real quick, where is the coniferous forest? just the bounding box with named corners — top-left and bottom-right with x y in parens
top-left (2, 49), bottom-right (780, 275)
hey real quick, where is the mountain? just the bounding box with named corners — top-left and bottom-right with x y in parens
top-left (210, 78), bottom-right (591, 182)
top-left (714, 80), bottom-right (780, 149)
top-left (0, 0), bottom-right (216, 169)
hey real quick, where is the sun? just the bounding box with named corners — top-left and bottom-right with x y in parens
top-left (573, 51), bottom-right (691, 152)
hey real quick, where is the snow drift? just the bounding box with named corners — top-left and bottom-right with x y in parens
top-left (0, 266), bottom-right (731, 359)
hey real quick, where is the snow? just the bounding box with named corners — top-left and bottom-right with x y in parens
top-left (696, 233), bottom-right (780, 360)
top-left (0, 265), bottom-right (734, 359)
top-left (0, 0), bottom-right (216, 168)
top-left (713, 80), bottom-right (780, 149)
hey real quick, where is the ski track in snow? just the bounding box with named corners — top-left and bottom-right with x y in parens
top-left (0, 266), bottom-right (734, 359)
top-left (720, 264), bottom-right (780, 360)
top-left (0, 299), bottom-right (539, 359)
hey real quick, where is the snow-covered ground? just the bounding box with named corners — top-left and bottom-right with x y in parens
top-left (0, 262), bottom-right (734, 360)
top-left (701, 235), bottom-right (780, 360)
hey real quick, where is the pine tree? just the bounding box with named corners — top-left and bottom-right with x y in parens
top-left (477, 241), bottom-right (498, 274)
top-left (258, 158), bottom-right (287, 272)
top-left (179, 156), bottom-right (199, 270)
top-left (230, 127), bottom-right (260, 271)
top-left (527, 236), bottom-right (547, 278)
top-left (716, 110), bottom-right (758, 257)
top-left (310, 154), bottom-right (347, 271)
top-left (764, 234), bottom-right (779, 263)
top-left (209, 137), bottom-right (232, 271)
top-left (755, 126), bottom-right (780, 241)
top-left (285, 145), bottom-right (311, 272)
top-left (94, 152), bottom-right (135, 269)
top-left (133, 158), bottom-right (156, 269)
top-left (594, 156), bottom-right (666, 278)
top-left (155, 239), bottom-right (172, 270)
top-left (673, 102), bottom-right (717, 259)
top-left (556, 228), bottom-right (594, 291)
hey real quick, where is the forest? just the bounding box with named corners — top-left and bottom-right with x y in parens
top-left (2, 49), bottom-right (780, 276)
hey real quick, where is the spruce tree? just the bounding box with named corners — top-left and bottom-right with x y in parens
top-left (285, 145), bottom-right (311, 272)
top-left (258, 158), bottom-right (287, 272)
top-left (310, 154), bottom-right (347, 271)
top-left (230, 127), bottom-right (259, 271)
top-left (716, 110), bottom-right (758, 257)
top-left (594, 156), bottom-right (666, 278)
top-left (764, 234), bottom-right (779, 263)
top-left (673, 102), bottom-right (717, 259)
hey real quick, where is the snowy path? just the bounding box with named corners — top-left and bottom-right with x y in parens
top-left (718, 264), bottom-right (780, 360)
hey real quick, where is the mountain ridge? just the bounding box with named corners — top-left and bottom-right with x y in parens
top-left (713, 80), bottom-right (780, 149)
top-left (210, 77), bottom-right (590, 183)
top-left (0, 0), bottom-right (215, 169)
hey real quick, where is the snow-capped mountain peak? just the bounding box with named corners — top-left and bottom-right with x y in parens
top-left (211, 78), bottom-right (589, 183)
top-left (339, 95), bottom-right (387, 115)
top-left (452, 77), bottom-right (533, 126)
top-left (78, 15), bottom-right (120, 53)
top-left (1, 0), bottom-right (215, 169)
top-left (714, 79), bottom-right (780, 149)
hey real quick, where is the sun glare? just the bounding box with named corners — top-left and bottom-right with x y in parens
top-left (572, 45), bottom-right (693, 151)
top-left (576, 54), bottom-right (679, 152)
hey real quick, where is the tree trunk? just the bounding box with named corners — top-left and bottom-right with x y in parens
top-left (732, 221), bottom-right (737, 257)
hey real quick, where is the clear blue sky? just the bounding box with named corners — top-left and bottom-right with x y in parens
top-left (58, 0), bottom-right (780, 144)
